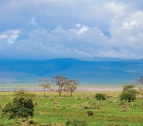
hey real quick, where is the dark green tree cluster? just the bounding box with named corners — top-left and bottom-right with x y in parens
top-left (1, 89), bottom-right (35, 119)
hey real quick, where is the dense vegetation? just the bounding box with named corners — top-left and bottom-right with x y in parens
top-left (1, 89), bottom-right (34, 119)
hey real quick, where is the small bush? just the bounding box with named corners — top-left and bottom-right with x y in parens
top-left (82, 102), bottom-right (90, 109)
top-left (93, 101), bottom-right (100, 109)
top-left (95, 93), bottom-right (106, 101)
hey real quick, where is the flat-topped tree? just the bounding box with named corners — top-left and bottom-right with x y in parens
top-left (123, 84), bottom-right (136, 92)
top-left (39, 78), bottom-right (53, 96)
top-left (54, 76), bottom-right (67, 97)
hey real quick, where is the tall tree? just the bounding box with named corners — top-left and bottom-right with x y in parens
top-left (63, 81), bottom-right (70, 97)
top-left (68, 80), bottom-right (78, 97)
top-left (39, 78), bottom-right (53, 96)
top-left (54, 76), bottom-right (67, 97)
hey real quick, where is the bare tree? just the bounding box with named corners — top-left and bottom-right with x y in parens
top-left (54, 76), bottom-right (67, 97)
top-left (63, 82), bottom-right (70, 97)
top-left (39, 78), bottom-right (53, 96)
top-left (65, 80), bottom-right (78, 97)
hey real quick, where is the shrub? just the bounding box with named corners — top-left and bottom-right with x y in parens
top-left (95, 93), bottom-right (106, 105)
top-left (93, 101), bottom-right (100, 109)
top-left (95, 93), bottom-right (106, 101)
top-left (82, 102), bottom-right (90, 109)
top-left (1, 89), bottom-right (34, 119)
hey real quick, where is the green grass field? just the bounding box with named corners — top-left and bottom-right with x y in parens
top-left (0, 91), bottom-right (143, 126)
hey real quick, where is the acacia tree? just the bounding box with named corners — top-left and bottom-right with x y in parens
top-left (63, 81), bottom-right (69, 97)
top-left (123, 84), bottom-right (136, 92)
top-left (54, 76), bottom-right (67, 97)
top-left (39, 78), bottom-right (53, 96)
top-left (63, 79), bottom-right (78, 97)
top-left (120, 84), bottom-right (138, 107)
top-left (68, 80), bottom-right (78, 97)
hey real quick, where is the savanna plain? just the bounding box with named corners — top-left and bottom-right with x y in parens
top-left (0, 89), bottom-right (143, 126)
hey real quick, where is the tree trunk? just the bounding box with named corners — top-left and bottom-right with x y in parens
top-left (59, 90), bottom-right (61, 97)
top-left (131, 100), bottom-right (133, 107)
top-left (67, 91), bottom-right (68, 97)
top-left (50, 90), bottom-right (52, 97)
top-left (44, 88), bottom-right (45, 96)
top-left (58, 85), bottom-right (61, 97)
top-left (70, 90), bottom-right (72, 97)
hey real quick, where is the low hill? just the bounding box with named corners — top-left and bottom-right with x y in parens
top-left (0, 58), bottom-right (143, 87)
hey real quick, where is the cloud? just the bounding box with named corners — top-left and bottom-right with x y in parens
top-left (107, 2), bottom-right (124, 17)
top-left (1, 21), bottom-right (142, 59)
top-left (27, 18), bottom-right (36, 26)
top-left (77, 25), bottom-right (89, 34)
top-left (0, 30), bottom-right (21, 44)
top-left (0, 0), bottom-right (143, 59)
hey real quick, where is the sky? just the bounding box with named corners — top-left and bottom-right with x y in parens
top-left (0, 0), bottom-right (143, 59)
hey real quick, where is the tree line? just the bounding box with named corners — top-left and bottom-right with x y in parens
top-left (39, 76), bottom-right (79, 97)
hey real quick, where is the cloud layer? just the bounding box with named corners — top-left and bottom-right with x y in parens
top-left (0, 0), bottom-right (143, 59)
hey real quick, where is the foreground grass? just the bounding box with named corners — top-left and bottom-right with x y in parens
top-left (0, 91), bottom-right (143, 126)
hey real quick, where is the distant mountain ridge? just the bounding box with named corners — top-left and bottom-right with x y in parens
top-left (0, 58), bottom-right (143, 86)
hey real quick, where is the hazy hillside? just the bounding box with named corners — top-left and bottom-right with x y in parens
top-left (0, 58), bottom-right (143, 87)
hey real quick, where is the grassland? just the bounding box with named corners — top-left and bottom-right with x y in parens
top-left (0, 91), bottom-right (143, 126)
